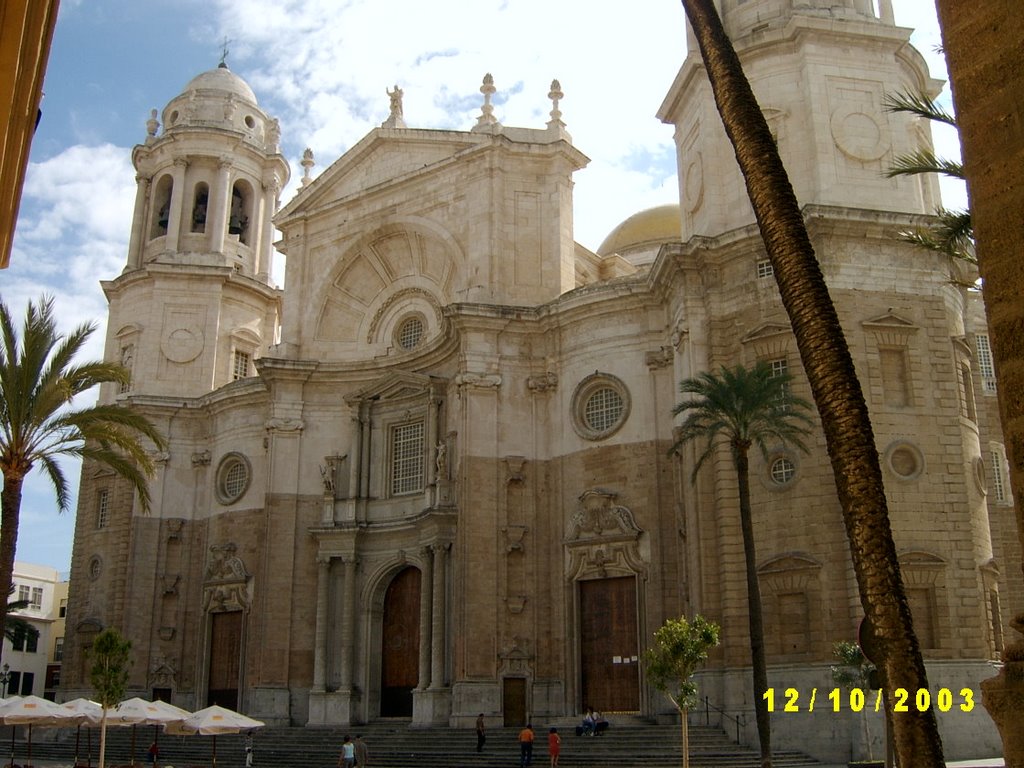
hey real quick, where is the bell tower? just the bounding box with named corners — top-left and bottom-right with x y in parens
top-left (659, 0), bottom-right (943, 241)
top-left (100, 63), bottom-right (291, 401)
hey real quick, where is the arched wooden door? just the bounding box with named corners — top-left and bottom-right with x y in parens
top-left (380, 566), bottom-right (421, 717)
top-left (579, 576), bottom-right (640, 712)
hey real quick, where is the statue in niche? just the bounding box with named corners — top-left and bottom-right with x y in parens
top-left (435, 441), bottom-right (448, 479)
top-left (319, 463), bottom-right (335, 494)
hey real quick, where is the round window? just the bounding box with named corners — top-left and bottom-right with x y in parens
top-left (770, 457), bottom-right (796, 485)
top-left (88, 556), bottom-right (102, 580)
top-left (571, 373), bottom-right (631, 440)
top-left (244, 115), bottom-right (256, 129)
top-left (396, 316), bottom-right (425, 350)
top-left (216, 452), bottom-right (251, 504)
top-left (886, 442), bottom-right (923, 480)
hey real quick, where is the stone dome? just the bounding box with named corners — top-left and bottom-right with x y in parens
top-left (597, 204), bottom-right (681, 257)
top-left (183, 63), bottom-right (258, 105)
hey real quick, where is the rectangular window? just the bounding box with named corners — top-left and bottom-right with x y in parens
top-left (20, 671), bottom-right (34, 696)
top-left (7, 671), bottom-right (20, 696)
top-left (769, 358), bottom-right (788, 378)
top-left (59, 598), bottom-right (67, 618)
top-left (976, 334), bottom-right (997, 393)
top-left (12, 626), bottom-right (25, 651)
top-left (97, 488), bottom-right (110, 529)
top-left (30, 586), bottom-right (42, 609)
top-left (756, 259), bottom-right (774, 279)
top-left (991, 450), bottom-right (1007, 503)
top-left (233, 350), bottom-right (252, 381)
top-left (17, 584), bottom-right (29, 603)
top-left (391, 421), bottom-right (425, 496)
top-left (26, 629), bottom-right (38, 653)
top-left (879, 347), bottom-right (911, 407)
top-left (54, 636), bottom-right (64, 662)
top-left (959, 362), bottom-right (977, 421)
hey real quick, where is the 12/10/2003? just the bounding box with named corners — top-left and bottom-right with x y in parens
top-left (762, 686), bottom-right (975, 713)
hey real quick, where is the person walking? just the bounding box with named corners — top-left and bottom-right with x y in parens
top-left (353, 735), bottom-right (368, 766)
top-left (475, 713), bottom-right (486, 753)
top-left (547, 727), bottom-right (561, 767)
top-left (244, 731), bottom-right (254, 767)
top-left (338, 735), bottom-right (355, 768)
top-left (518, 723), bottom-right (535, 767)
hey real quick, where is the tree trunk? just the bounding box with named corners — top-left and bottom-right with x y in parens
top-left (682, 706), bottom-right (690, 768)
top-left (735, 449), bottom-right (771, 766)
top-left (0, 470), bottom-right (25, 668)
top-left (679, 0), bottom-right (944, 763)
top-left (933, 3), bottom-right (1024, 764)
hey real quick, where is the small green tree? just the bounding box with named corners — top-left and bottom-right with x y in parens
top-left (89, 628), bottom-right (132, 768)
top-left (831, 641), bottom-right (877, 761)
top-left (644, 614), bottom-right (721, 768)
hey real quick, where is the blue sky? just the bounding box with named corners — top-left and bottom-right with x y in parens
top-left (4, 0), bottom-right (961, 574)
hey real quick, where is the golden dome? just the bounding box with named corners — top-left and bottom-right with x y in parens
top-left (597, 204), bottom-right (681, 256)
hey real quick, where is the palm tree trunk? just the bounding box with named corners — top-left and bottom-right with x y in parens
top-left (679, 0), bottom-right (944, 763)
top-left (0, 471), bottom-right (25, 667)
top-left (735, 449), bottom-right (771, 767)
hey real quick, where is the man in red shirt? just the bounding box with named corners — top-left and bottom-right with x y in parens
top-left (518, 723), bottom-right (535, 767)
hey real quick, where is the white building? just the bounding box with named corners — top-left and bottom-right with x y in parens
top-left (4, 562), bottom-right (68, 700)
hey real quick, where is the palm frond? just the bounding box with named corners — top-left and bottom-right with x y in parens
top-left (886, 150), bottom-right (963, 180)
top-left (883, 91), bottom-right (956, 127)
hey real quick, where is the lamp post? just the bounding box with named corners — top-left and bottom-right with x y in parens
top-left (0, 663), bottom-right (10, 697)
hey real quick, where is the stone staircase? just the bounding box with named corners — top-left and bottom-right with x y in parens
top-left (8, 721), bottom-right (824, 768)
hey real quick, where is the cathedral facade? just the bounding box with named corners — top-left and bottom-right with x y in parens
top-left (62, 1), bottom-right (1017, 761)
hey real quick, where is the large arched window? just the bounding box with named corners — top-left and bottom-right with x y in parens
top-left (191, 182), bottom-right (209, 233)
top-left (229, 180), bottom-right (254, 245)
top-left (150, 174), bottom-right (174, 239)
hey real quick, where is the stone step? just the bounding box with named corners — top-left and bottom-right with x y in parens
top-left (8, 723), bottom-right (823, 768)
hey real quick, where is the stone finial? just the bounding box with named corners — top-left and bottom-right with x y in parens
top-left (547, 79), bottom-right (564, 127)
top-left (146, 108), bottom-right (159, 137)
top-left (382, 84), bottom-right (406, 128)
top-left (301, 148), bottom-right (315, 186)
top-left (472, 73), bottom-right (500, 132)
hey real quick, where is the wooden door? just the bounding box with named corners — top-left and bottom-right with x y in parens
top-left (208, 611), bottom-right (242, 708)
top-left (380, 566), bottom-right (421, 716)
top-left (503, 677), bottom-right (527, 726)
top-left (579, 576), bottom-right (640, 712)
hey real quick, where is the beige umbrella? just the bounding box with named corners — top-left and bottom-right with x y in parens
top-left (107, 698), bottom-right (191, 766)
top-left (59, 698), bottom-right (103, 766)
top-left (166, 705), bottom-right (264, 768)
top-left (0, 695), bottom-right (73, 767)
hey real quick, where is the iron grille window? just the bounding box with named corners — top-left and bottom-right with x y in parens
top-left (97, 488), bottom-right (110, 529)
top-left (584, 387), bottom-right (624, 433)
top-left (233, 350), bottom-right (252, 381)
top-left (391, 421), bottom-right (425, 496)
top-left (976, 334), bottom-right (997, 393)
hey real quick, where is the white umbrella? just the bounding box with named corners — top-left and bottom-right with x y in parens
top-left (60, 698), bottom-right (104, 767)
top-left (0, 695), bottom-right (73, 766)
top-left (167, 705), bottom-right (264, 768)
top-left (107, 698), bottom-right (191, 765)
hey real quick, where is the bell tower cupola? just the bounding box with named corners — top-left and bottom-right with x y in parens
top-left (101, 63), bottom-right (289, 402)
top-left (124, 62), bottom-right (290, 281)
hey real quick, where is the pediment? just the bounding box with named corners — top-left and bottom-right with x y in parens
top-left (278, 128), bottom-right (486, 223)
top-left (758, 553), bottom-right (822, 575)
top-left (345, 370), bottom-right (445, 405)
top-left (741, 322), bottom-right (791, 344)
top-left (861, 313), bottom-right (918, 332)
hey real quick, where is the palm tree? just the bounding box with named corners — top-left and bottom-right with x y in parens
top-left (678, 0), bottom-right (945, 761)
top-left (0, 295), bottom-right (166, 664)
top-left (671, 362), bottom-right (812, 767)
top-left (882, 91), bottom-right (974, 265)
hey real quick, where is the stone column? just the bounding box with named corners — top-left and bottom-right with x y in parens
top-left (311, 556), bottom-right (331, 692)
top-left (127, 174), bottom-right (150, 268)
top-left (165, 159), bottom-right (188, 252)
top-left (257, 175), bottom-right (280, 282)
top-left (339, 557), bottom-right (358, 690)
top-left (209, 158), bottom-right (232, 254)
top-left (417, 549), bottom-right (433, 689)
top-left (429, 543), bottom-right (448, 689)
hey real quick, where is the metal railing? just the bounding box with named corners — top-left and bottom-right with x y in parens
top-left (699, 696), bottom-right (746, 744)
